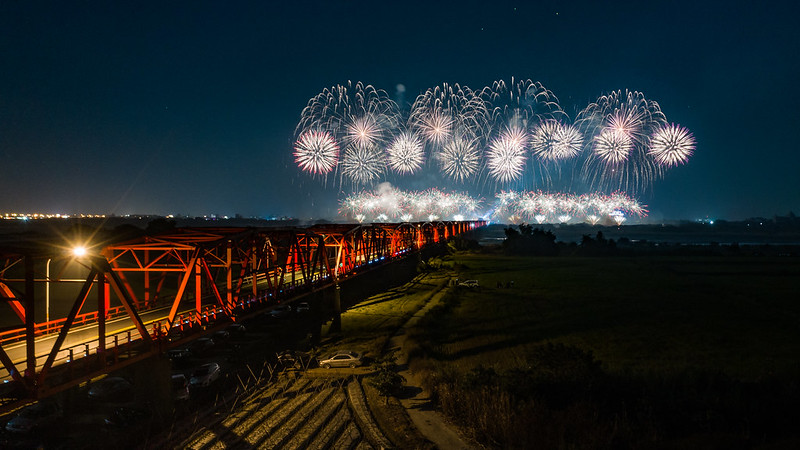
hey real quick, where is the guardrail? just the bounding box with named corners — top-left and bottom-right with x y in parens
top-left (0, 305), bottom-right (130, 346)
top-left (0, 327), bottom-right (143, 384)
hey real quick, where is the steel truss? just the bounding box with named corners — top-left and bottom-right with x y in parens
top-left (0, 220), bottom-right (485, 401)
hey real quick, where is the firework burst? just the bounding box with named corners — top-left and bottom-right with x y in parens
top-left (576, 89), bottom-right (668, 194)
top-left (386, 132), bottom-right (425, 174)
top-left (494, 190), bottom-right (647, 224)
top-left (649, 123), bottom-right (695, 167)
top-left (293, 130), bottom-right (339, 174)
top-left (484, 78), bottom-right (568, 124)
top-left (409, 83), bottom-right (492, 145)
top-left (414, 110), bottom-right (454, 147)
top-left (593, 128), bottom-right (633, 164)
top-left (606, 107), bottom-right (648, 144)
top-left (486, 127), bottom-right (527, 183)
top-left (530, 120), bottom-right (583, 161)
top-left (295, 81), bottom-right (694, 216)
top-left (297, 81), bottom-right (399, 135)
top-left (341, 145), bottom-right (385, 185)
top-left (437, 135), bottom-right (481, 181)
top-left (345, 114), bottom-right (384, 148)
top-left (340, 187), bottom-right (482, 222)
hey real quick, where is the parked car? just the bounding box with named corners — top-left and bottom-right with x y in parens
top-left (277, 350), bottom-right (313, 369)
top-left (104, 407), bottom-right (149, 427)
top-left (225, 323), bottom-right (246, 336)
top-left (318, 351), bottom-right (364, 369)
top-left (211, 330), bottom-right (230, 344)
top-left (189, 363), bottom-right (221, 388)
top-left (269, 304), bottom-right (292, 318)
top-left (171, 374), bottom-right (190, 401)
top-left (87, 377), bottom-right (132, 401)
top-left (188, 337), bottom-right (215, 356)
top-left (167, 347), bottom-right (192, 365)
top-left (4, 401), bottom-right (62, 433)
top-left (458, 279), bottom-right (480, 288)
top-left (295, 302), bottom-right (310, 313)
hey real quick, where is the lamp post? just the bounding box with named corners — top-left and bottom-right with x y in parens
top-left (46, 258), bottom-right (51, 324)
top-left (46, 246), bottom-right (88, 325)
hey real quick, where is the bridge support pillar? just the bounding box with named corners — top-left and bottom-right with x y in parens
top-left (330, 284), bottom-right (341, 333)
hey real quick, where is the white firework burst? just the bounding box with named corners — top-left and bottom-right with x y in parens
top-left (437, 136), bottom-right (481, 181)
top-left (341, 145), bottom-right (384, 184)
top-left (606, 106), bottom-right (649, 145)
top-left (593, 128), bottom-right (632, 164)
top-left (504, 126), bottom-right (528, 149)
top-left (416, 111), bottom-right (453, 147)
top-left (531, 121), bottom-right (583, 161)
top-left (387, 132), bottom-right (425, 174)
top-left (553, 123), bottom-right (583, 159)
top-left (648, 123), bottom-right (695, 167)
top-left (530, 120), bottom-right (560, 161)
top-left (486, 130), bottom-right (527, 182)
top-left (345, 114), bottom-right (383, 148)
top-left (293, 130), bottom-right (339, 174)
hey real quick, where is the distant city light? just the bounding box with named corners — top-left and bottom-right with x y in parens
top-left (1, 212), bottom-right (106, 220)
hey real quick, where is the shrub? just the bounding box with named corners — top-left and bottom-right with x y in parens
top-left (368, 366), bottom-right (406, 405)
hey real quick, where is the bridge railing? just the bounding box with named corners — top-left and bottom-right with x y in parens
top-left (0, 326), bottom-right (145, 385)
top-left (0, 305), bottom-right (131, 346)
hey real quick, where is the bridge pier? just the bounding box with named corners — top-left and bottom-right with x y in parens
top-left (329, 284), bottom-right (342, 333)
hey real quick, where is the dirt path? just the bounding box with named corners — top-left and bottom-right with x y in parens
top-left (386, 276), bottom-right (474, 450)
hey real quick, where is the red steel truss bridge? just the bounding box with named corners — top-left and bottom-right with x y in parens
top-left (0, 220), bottom-right (485, 409)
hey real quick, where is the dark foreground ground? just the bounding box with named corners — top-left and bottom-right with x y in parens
top-left (406, 251), bottom-right (800, 448)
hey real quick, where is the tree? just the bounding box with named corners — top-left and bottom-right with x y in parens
top-left (502, 224), bottom-right (558, 256)
top-left (368, 364), bottom-right (406, 405)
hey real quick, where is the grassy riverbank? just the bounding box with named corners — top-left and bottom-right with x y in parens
top-left (407, 253), bottom-right (800, 448)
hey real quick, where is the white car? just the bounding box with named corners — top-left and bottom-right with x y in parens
top-left (189, 362), bottom-right (221, 388)
top-left (458, 280), bottom-right (479, 288)
top-left (318, 351), bottom-right (364, 368)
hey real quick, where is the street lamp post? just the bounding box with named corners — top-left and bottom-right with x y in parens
top-left (46, 258), bottom-right (51, 324)
top-left (43, 246), bottom-right (90, 326)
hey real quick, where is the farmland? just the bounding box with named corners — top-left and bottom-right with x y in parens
top-left (405, 253), bottom-right (800, 448)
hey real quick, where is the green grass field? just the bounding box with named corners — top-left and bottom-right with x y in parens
top-left (428, 254), bottom-right (800, 379)
top-left (320, 271), bottom-right (450, 358)
top-left (407, 253), bottom-right (800, 448)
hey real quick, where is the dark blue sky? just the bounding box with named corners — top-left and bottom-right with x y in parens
top-left (1, 1), bottom-right (798, 220)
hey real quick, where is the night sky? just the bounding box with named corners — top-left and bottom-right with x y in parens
top-left (1, 1), bottom-right (798, 221)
